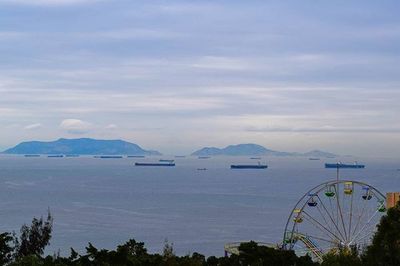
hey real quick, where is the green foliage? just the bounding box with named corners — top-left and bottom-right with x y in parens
top-left (235, 241), bottom-right (317, 266)
top-left (362, 201), bottom-right (400, 266)
top-left (321, 248), bottom-right (362, 266)
top-left (0, 232), bottom-right (15, 265)
top-left (3, 203), bottom-right (400, 265)
top-left (0, 228), bottom-right (319, 266)
top-left (10, 255), bottom-right (42, 266)
top-left (15, 210), bottom-right (53, 258)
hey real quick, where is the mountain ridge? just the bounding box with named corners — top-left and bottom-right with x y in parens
top-left (2, 138), bottom-right (161, 155)
top-left (2, 139), bottom-right (338, 157)
top-left (191, 144), bottom-right (337, 157)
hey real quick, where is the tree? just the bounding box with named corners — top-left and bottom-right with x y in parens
top-left (321, 247), bottom-right (362, 266)
top-left (362, 201), bottom-right (400, 266)
top-left (0, 232), bottom-right (15, 265)
top-left (162, 239), bottom-right (176, 266)
top-left (15, 210), bottom-right (53, 258)
top-left (116, 239), bottom-right (147, 258)
top-left (236, 241), bottom-right (317, 266)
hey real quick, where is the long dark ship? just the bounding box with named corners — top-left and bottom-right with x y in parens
top-left (159, 159), bottom-right (175, 162)
top-left (94, 155), bottom-right (123, 159)
top-left (135, 162), bottom-right (175, 167)
top-left (231, 164), bottom-right (268, 169)
top-left (325, 162), bottom-right (365, 169)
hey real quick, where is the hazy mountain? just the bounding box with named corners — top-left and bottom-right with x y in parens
top-left (192, 143), bottom-right (292, 156)
top-left (223, 144), bottom-right (270, 156)
top-left (191, 144), bottom-right (336, 157)
top-left (192, 147), bottom-right (222, 156)
top-left (2, 138), bottom-right (161, 155)
top-left (302, 150), bottom-right (337, 158)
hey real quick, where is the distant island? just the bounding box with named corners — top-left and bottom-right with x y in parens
top-left (191, 144), bottom-right (337, 157)
top-left (2, 139), bottom-right (337, 158)
top-left (2, 138), bottom-right (161, 156)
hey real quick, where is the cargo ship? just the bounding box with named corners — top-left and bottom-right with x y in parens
top-left (198, 156), bottom-right (211, 159)
top-left (159, 159), bottom-right (174, 162)
top-left (127, 155), bottom-right (145, 158)
top-left (231, 164), bottom-right (268, 169)
top-left (48, 155), bottom-right (64, 158)
top-left (325, 162), bottom-right (365, 169)
top-left (94, 155), bottom-right (123, 159)
top-left (135, 162), bottom-right (175, 167)
top-left (24, 154), bottom-right (40, 157)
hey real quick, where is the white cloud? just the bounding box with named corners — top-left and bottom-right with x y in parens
top-left (105, 124), bottom-right (117, 129)
top-left (0, 1), bottom-right (400, 157)
top-left (246, 126), bottom-right (400, 133)
top-left (59, 119), bottom-right (92, 134)
top-left (0, 0), bottom-right (100, 6)
top-left (0, 31), bottom-right (29, 41)
top-left (87, 29), bottom-right (181, 41)
top-left (24, 123), bottom-right (42, 130)
top-left (192, 56), bottom-right (250, 71)
top-left (156, 3), bottom-right (218, 14)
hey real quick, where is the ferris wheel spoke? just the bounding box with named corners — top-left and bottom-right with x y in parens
top-left (356, 211), bottom-right (380, 236)
top-left (350, 209), bottom-right (380, 245)
top-left (302, 211), bottom-right (342, 242)
top-left (350, 194), bottom-right (369, 239)
top-left (352, 229), bottom-right (375, 244)
top-left (328, 196), bottom-right (337, 234)
top-left (333, 185), bottom-right (348, 240)
top-left (341, 188), bottom-right (349, 241)
top-left (316, 195), bottom-right (346, 241)
top-left (315, 204), bottom-right (333, 233)
top-left (350, 195), bottom-right (380, 242)
top-left (347, 189), bottom-right (354, 242)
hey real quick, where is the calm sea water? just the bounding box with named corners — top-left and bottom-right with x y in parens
top-left (0, 155), bottom-right (399, 256)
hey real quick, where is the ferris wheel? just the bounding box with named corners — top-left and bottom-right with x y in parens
top-left (282, 180), bottom-right (386, 262)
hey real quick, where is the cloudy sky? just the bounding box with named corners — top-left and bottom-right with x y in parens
top-left (1, 0), bottom-right (399, 156)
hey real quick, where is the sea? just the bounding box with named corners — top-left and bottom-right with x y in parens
top-left (0, 155), bottom-right (399, 257)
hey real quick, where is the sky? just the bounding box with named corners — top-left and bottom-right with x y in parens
top-left (0, 0), bottom-right (400, 157)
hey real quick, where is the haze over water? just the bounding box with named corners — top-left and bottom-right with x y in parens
top-left (0, 155), bottom-right (398, 256)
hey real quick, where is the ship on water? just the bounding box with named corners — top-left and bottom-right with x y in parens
top-left (94, 155), bottom-right (123, 159)
top-left (135, 162), bottom-right (175, 167)
top-left (159, 159), bottom-right (174, 162)
top-left (325, 162), bottom-right (365, 169)
top-left (48, 155), bottom-right (64, 158)
top-left (231, 162), bottom-right (268, 169)
top-left (24, 154), bottom-right (40, 157)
